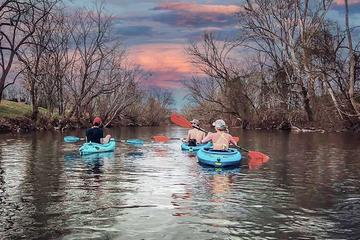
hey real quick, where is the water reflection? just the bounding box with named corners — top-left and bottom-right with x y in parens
top-left (0, 128), bottom-right (359, 239)
top-left (248, 156), bottom-right (270, 170)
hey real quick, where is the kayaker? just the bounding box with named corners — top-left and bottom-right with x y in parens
top-left (85, 117), bottom-right (111, 144)
top-left (201, 119), bottom-right (237, 150)
top-left (185, 119), bottom-right (206, 146)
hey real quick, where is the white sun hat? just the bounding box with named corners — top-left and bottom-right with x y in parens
top-left (212, 119), bottom-right (227, 130)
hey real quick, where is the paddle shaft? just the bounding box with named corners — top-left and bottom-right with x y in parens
top-left (64, 136), bottom-right (142, 144)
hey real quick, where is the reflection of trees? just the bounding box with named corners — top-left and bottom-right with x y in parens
top-left (21, 132), bottom-right (65, 238)
top-left (269, 133), bottom-right (360, 209)
top-left (261, 133), bottom-right (360, 238)
top-left (0, 133), bottom-right (66, 238)
top-left (0, 138), bottom-right (31, 236)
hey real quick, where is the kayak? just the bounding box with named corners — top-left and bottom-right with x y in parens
top-left (181, 142), bottom-right (211, 152)
top-left (79, 138), bottom-right (116, 155)
top-left (197, 147), bottom-right (242, 167)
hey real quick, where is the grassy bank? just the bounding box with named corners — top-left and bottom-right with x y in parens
top-left (0, 100), bottom-right (60, 133)
top-left (0, 100), bottom-right (47, 118)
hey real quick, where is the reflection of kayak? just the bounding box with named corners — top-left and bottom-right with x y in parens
top-left (181, 142), bottom-right (211, 152)
top-left (79, 138), bottom-right (116, 155)
top-left (126, 151), bottom-right (144, 157)
top-left (81, 151), bottom-right (115, 161)
top-left (197, 147), bottom-right (242, 167)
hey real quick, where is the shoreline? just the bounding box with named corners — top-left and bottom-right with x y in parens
top-left (1, 116), bottom-right (358, 134)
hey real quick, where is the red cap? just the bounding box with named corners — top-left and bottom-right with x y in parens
top-left (93, 117), bottom-right (102, 125)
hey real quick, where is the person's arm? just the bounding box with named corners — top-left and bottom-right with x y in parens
top-left (229, 135), bottom-right (238, 146)
top-left (85, 129), bottom-right (89, 142)
top-left (200, 131), bottom-right (206, 142)
top-left (100, 129), bottom-right (105, 144)
top-left (186, 130), bottom-right (191, 142)
top-left (201, 133), bottom-right (213, 143)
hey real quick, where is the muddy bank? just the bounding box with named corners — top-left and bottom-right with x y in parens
top-left (244, 118), bottom-right (360, 133)
top-left (0, 117), bottom-right (84, 134)
top-left (1, 116), bottom-right (359, 134)
top-left (0, 117), bottom-right (167, 134)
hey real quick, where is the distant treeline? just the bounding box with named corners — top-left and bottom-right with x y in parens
top-left (0, 1), bottom-right (173, 127)
top-left (184, 0), bottom-right (360, 131)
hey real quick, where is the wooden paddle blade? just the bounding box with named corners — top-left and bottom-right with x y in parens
top-left (170, 113), bottom-right (192, 128)
top-left (152, 135), bottom-right (170, 142)
top-left (248, 151), bottom-right (269, 161)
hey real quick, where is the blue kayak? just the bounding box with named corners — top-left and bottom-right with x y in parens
top-left (197, 147), bottom-right (242, 167)
top-left (181, 142), bottom-right (211, 152)
top-left (79, 138), bottom-right (116, 155)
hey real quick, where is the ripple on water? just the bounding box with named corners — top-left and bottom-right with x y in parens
top-left (0, 129), bottom-right (360, 239)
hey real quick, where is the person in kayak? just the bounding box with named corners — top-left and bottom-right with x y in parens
top-left (185, 119), bottom-right (206, 146)
top-left (86, 117), bottom-right (111, 144)
top-left (201, 119), bottom-right (237, 150)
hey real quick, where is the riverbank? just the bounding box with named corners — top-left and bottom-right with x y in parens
top-left (1, 100), bottom-right (359, 133)
top-left (0, 100), bottom-right (165, 133)
top-left (0, 100), bottom-right (74, 133)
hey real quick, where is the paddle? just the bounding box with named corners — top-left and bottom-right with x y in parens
top-left (170, 113), bottom-right (269, 160)
top-left (63, 136), bottom-right (144, 145)
top-left (152, 135), bottom-right (238, 144)
top-left (152, 135), bottom-right (183, 142)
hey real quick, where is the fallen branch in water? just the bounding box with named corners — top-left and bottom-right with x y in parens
top-left (291, 125), bottom-right (325, 133)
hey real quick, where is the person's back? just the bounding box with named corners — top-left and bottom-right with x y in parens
top-left (86, 117), bottom-right (111, 144)
top-left (207, 131), bottom-right (233, 150)
top-left (186, 119), bottom-right (205, 146)
top-left (86, 127), bottom-right (103, 143)
top-left (201, 119), bottom-right (237, 150)
top-left (187, 128), bottom-right (206, 144)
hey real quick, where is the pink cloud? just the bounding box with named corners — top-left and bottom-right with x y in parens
top-left (129, 43), bottom-right (203, 88)
top-left (335, 0), bottom-right (360, 5)
top-left (157, 2), bottom-right (242, 15)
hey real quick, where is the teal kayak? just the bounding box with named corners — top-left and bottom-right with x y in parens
top-left (181, 142), bottom-right (211, 152)
top-left (79, 138), bottom-right (116, 155)
top-left (197, 147), bottom-right (242, 167)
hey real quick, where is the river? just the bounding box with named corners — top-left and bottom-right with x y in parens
top-left (0, 126), bottom-right (360, 239)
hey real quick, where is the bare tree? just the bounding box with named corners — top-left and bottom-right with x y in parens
top-left (38, 8), bottom-right (71, 115)
top-left (64, 5), bottom-right (126, 120)
top-left (186, 32), bottom-right (258, 126)
top-left (0, 0), bottom-right (58, 101)
top-left (239, 0), bottom-right (333, 121)
top-left (344, 0), bottom-right (360, 120)
top-left (17, 6), bottom-right (56, 120)
top-left (97, 66), bottom-right (143, 127)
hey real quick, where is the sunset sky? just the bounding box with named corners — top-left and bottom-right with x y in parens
top-left (67, 0), bottom-right (360, 109)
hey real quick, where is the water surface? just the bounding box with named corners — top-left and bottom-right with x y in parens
top-left (1, 127), bottom-right (360, 239)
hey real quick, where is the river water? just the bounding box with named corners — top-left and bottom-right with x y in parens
top-left (0, 126), bottom-right (359, 239)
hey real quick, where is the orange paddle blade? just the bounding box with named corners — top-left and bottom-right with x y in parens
top-left (248, 151), bottom-right (270, 161)
top-left (152, 135), bottom-right (170, 142)
top-left (248, 156), bottom-right (269, 170)
top-left (170, 113), bottom-right (192, 128)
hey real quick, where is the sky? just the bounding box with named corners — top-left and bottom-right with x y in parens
top-left (67, 0), bottom-right (360, 109)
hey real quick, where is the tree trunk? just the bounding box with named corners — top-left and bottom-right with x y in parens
top-left (0, 84), bottom-right (4, 103)
top-left (31, 83), bottom-right (38, 121)
top-left (301, 86), bottom-right (314, 122)
top-left (345, 0), bottom-right (360, 119)
top-left (303, 47), bottom-right (316, 122)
